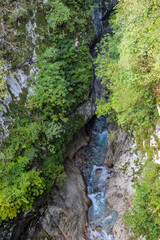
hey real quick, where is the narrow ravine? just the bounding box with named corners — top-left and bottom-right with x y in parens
top-left (82, 2), bottom-right (118, 238)
top-left (77, 117), bottom-right (117, 239)
top-left (0, 1), bottom-right (119, 239)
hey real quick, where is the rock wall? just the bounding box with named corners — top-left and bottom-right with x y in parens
top-left (0, 127), bottom-right (90, 240)
top-left (0, 1), bottom-right (118, 239)
top-left (40, 129), bottom-right (90, 240)
top-left (105, 124), bottom-right (145, 240)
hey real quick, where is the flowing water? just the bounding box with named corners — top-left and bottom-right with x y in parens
top-left (82, 1), bottom-right (118, 237)
top-left (78, 117), bottom-right (117, 239)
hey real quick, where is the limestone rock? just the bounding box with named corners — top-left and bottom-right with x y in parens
top-left (105, 124), bottom-right (144, 240)
top-left (41, 158), bottom-right (88, 240)
top-left (0, 128), bottom-right (90, 240)
top-left (65, 128), bottom-right (90, 160)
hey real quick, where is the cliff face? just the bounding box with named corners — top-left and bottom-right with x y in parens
top-left (0, 128), bottom-right (90, 240)
top-left (0, 1), bottom-right (120, 239)
top-left (104, 104), bottom-right (160, 240)
top-left (0, 0), bottom-right (43, 142)
top-left (0, 2), bottom-right (91, 239)
top-left (105, 124), bottom-right (145, 240)
top-left (41, 130), bottom-right (90, 240)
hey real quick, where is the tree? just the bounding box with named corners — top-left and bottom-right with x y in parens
top-left (96, 0), bottom-right (160, 238)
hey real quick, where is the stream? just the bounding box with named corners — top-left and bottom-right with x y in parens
top-left (78, 117), bottom-right (117, 240)
top-left (83, 1), bottom-right (118, 238)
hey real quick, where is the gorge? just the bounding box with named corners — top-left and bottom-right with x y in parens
top-left (0, 0), bottom-right (160, 239)
top-left (0, 0), bottom-right (119, 239)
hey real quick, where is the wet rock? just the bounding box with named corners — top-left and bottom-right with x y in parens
top-left (80, 117), bottom-right (117, 239)
top-left (95, 226), bottom-right (102, 231)
top-left (96, 169), bottom-right (102, 174)
top-left (0, 0), bottom-right (118, 239)
top-left (106, 158), bottom-right (114, 168)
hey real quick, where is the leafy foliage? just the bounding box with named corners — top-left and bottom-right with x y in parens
top-left (96, 0), bottom-right (160, 238)
top-left (0, 59), bottom-right (8, 100)
top-left (8, 2), bottom-right (29, 23)
top-left (124, 162), bottom-right (160, 239)
top-left (0, 115), bottom-right (65, 220)
top-left (96, 0), bottom-right (160, 130)
top-left (0, 0), bottom-right (93, 220)
top-left (29, 40), bottom-right (92, 121)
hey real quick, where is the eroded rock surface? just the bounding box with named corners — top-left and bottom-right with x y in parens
top-left (0, 1), bottom-right (119, 239)
top-left (41, 158), bottom-right (89, 240)
top-left (105, 124), bottom-right (144, 240)
top-left (0, 128), bottom-right (90, 240)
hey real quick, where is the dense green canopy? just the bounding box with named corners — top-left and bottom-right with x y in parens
top-left (97, 0), bottom-right (160, 130)
top-left (0, 0), bottom-right (93, 221)
top-left (96, 0), bottom-right (160, 239)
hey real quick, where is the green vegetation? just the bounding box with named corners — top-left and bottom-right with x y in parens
top-left (96, 0), bottom-right (160, 130)
top-left (34, 232), bottom-right (52, 240)
top-left (96, 0), bottom-right (160, 238)
top-left (30, 40), bottom-right (92, 121)
top-left (0, 59), bottom-right (8, 100)
top-left (0, 0), bottom-right (93, 221)
top-left (1, 0), bottom-right (38, 67)
top-left (124, 162), bottom-right (160, 240)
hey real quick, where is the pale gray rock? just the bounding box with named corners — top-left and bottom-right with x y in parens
top-left (105, 123), bottom-right (128, 168)
top-left (76, 95), bottom-right (96, 123)
top-left (40, 128), bottom-right (90, 240)
top-left (105, 124), bottom-right (144, 240)
top-left (65, 128), bottom-right (90, 160)
top-left (42, 158), bottom-right (89, 240)
top-left (0, 1), bottom-right (118, 239)
top-left (0, 127), bottom-right (90, 240)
